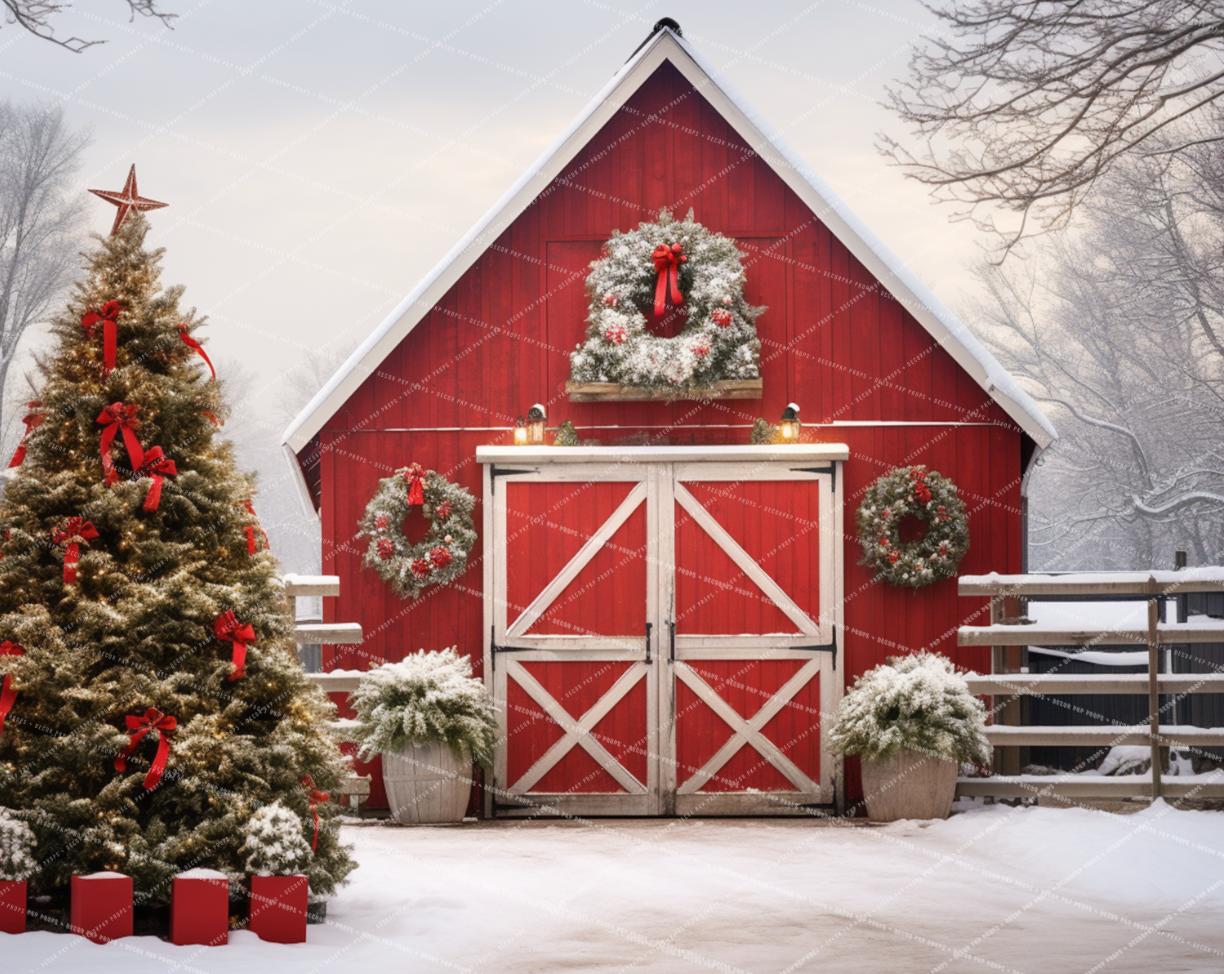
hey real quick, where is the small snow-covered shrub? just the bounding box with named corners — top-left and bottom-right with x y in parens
top-left (828, 652), bottom-right (990, 763)
top-left (241, 802), bottom-right (312, 876)
top-left (350, 648), bottom-right (499, 766)
top-left (0, 807), bottom-right (37, 881)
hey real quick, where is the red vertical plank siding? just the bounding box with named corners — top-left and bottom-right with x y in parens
top-left (312, 63), bottom-right (1033, 810)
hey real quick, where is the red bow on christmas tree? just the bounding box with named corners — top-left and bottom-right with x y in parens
top-left (242, 499), bottom-right (268, 554)
top-left (81, 300), bottom-right (121, 375)
top-left (114, 707), bottom-right (176, 790)
top-left (399, 463), bottom-right (425, 506)
top-left (177, 323), bottom-right (215, 380)
top-left (215, 610), bottom-right (255, 681)
top-left (301, 776), bottom-right (329, 851)
top-left (52, 517), bottom-right (99, 585)
top-left (651, 242), bottom-right (686, 316)
top-left (140, 447), bottom-right (177, 512)
top-left (8, 402), bottom-right (42, 468)
top-left (97, 402), bottom-right (144, 486)
top-left (0, 641), bottom-right (24, 736)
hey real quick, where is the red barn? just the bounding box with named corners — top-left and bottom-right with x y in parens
top-left (283, 23), bottom-right (1055, 816)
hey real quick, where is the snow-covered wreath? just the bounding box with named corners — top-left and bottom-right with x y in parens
top-left (856, 466), bottom-right (969, 588)
top-left (568, 209), bottom-right (762, 394)
top-left (358, 464), bottom-right (477, 599)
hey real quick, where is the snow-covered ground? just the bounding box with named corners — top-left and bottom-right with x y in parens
top-left (7, 801), bottom-right (1224, 973)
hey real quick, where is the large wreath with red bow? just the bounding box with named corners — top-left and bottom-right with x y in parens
top-left (568, 209), bottom-right (762, 393)
top-left (856, 466), bottom-right (970, 588)
top-left (357, 464), bottom-right (477, 599)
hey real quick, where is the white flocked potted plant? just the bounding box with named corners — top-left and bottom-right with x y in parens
top-left (242, 801), bottom-right (313, 943)
top-left (0, 807), bottom-right (36, 934)
top-left (350, 647), bottom-right (498, 825)
top-left (829, 652), bottom-right (990, 822)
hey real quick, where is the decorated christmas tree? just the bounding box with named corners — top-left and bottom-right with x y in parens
top-left (0, 212), bottom-right (355, 906)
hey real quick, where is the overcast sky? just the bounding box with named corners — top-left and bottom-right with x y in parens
top-left (0, 0), bottom-right (986, 426)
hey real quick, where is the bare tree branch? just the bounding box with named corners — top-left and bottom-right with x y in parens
top-left (882, 0), bottom-right (1224, 251)
top-left (1, 1), bottom-right (175, 53)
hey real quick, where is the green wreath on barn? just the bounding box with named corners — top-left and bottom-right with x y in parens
top-left (568, 208), bottom-right (763, 394)
top-left (856, 466), bottom-right (969, 588)
top-left (357, 464), bottom-right (477, 599)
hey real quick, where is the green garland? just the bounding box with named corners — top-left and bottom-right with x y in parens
top-left (568, 208), bottom-right (762, 394)
top-left (856, 466), bottom-right (969, 588)
top-left (358, 464), bottom-right (477, 599)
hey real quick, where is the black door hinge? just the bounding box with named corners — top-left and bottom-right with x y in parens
top-left (791, 464), bottom-right (837, 492)
top-left (794, 627), bottom-right (837, 668)
top-left (489, 465), bottom-right (534, 494)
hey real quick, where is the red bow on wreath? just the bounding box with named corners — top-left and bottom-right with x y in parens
top-left (909, 467), bottom-right (932, 505)
top-left (177, 323), bottom-right (216, 380)
top-left (82, 300), bottom-right (121, 375)
top-left (8, 402), bottom-right (42, 468)
top-left (215, 610), bottom-right (255, 681)
top-left (301, 775), bottom-right (329, 851)
top-left (242, 499), bottom-right (268, 554)
top-left (52, 517), bottom-right (99, 585)
top-left (400, 463), bottom-right (425, 506)
top-left (114, 707), bottom-right (176, 791)
top-left (140, 447), bottom-right (177, 512)
top-left (0, 641), bottom-right (24, 736)
top-left (651, 242), bottom-right (686, 317)
top-left (97, 402), bottom-right (144, 486)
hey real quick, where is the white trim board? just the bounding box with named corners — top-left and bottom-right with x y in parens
top-left (476, 444), bottom-right (849, 464)
top-left (282, 28), bottom-right (1056, 466)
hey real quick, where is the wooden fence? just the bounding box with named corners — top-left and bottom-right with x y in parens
top-left (957, 571), bottom-right (1224, 802)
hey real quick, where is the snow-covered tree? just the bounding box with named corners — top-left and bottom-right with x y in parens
top-left (964, 138), bottom-right (1224, 568)
top-left (0, 213), bottom-right (355, 901)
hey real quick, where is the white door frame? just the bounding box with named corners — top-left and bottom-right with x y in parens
top-left (478, 445), bottom-right (847, 818)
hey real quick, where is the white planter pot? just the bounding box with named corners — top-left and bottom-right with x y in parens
top-left (381, 743), bottom-right (472, 825)
top-left (859, 749), bottom-right (957, 822)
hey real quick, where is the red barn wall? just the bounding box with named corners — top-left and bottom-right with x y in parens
top-left (312, 62), bottom-right (1021, 808)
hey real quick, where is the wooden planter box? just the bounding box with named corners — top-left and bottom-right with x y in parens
top-left (248, 874), bottom-right (308, 944)
top-left (565, 378), bottom-right (762, 402)
top-left (0, 880), bottom-right (26, 934)
top-left (70, 873), bottom-right (133, 943)
top-left (170, 870), bottom-right (230, 946)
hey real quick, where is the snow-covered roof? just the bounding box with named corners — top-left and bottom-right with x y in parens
top-left (282, 27), bottom-right (1057, 458)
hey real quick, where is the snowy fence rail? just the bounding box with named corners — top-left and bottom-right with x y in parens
top-left (957, 571), bottom-right (1224, 802)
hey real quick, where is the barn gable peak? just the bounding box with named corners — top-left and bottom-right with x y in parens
top-left (283, 28), bottom-right (1055, 467)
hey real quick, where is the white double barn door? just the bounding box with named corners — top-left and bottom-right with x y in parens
top-left (482, 450), bottom-right (843, 817)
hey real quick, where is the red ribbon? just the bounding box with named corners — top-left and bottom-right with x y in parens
top-left (82, 301), bottom-right (121, 375)
top-left (8, 402), bottom-right (42, 468)
top-left (140, 447), bottom-right (177, 512)
top-left (52, 518), bottom-right (99, 585)
top-left (301, 776), bottom-right (329, 851)
top-left (97, 402), bottom-right (144, 486)
top-left (242, 500), bottom-right (268, 553)
top-left (200, 411), bottom-right (222, 428)
top-left (651, 243), bottom-right (686, 317)
top-left (114, 707), bottom-right (176, 790)
top-left (215, 611), bottom-right (255, 682)
top-left (177, 324), bottom-right (215, 381)
top-left (0, 641), bottom-right (24, 736)
top-left (400, 464), bottom-right (425, 506)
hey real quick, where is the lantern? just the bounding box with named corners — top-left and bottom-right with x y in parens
top-left (513, 416), bottom-right (529, 445)
top-left (778, 403), bottom-right (801, 442)
top-left (527, 403), bottom-right (547, 444)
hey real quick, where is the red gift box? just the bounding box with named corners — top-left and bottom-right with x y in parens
top-left (170, 869), bottom-right (230, 946)
top-left (248, 875), bottom-right (308, 944)
top-left (70, 873), bottom-right (132, 943)
top-left (0, 880), bottom-right (26, 934)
